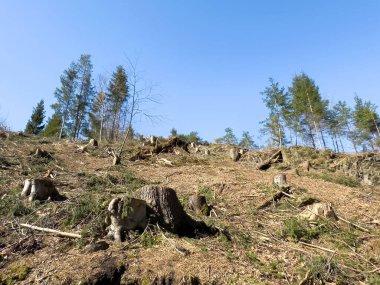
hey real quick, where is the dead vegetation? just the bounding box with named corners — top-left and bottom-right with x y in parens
top-left (0, 137), bottom-right (380, 284)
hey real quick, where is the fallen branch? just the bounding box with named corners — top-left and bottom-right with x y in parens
top-left (257, 187), bottom-right (291, 210)
top-left (337, 215), bottom-right (370, 233)
top-left (158, 158), bottom-right (174, 166)
top-left (299, 241), bottom-right (335, 253)
top-left (19, 223), bottom-right (82, 239)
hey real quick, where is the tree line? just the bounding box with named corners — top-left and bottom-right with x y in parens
top-left (260, 73), bottom-right (380, 152)
top-left (25, 54), bottom-right (153, 143)
top-left (23, 57), bottom-right (379, 153)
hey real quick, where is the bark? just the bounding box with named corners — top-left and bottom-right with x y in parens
top-left (189, 195), bottom-right (210, 215)
top-left (257, 150), bottom-right (283, 170)
top-left (136, 186), bottom-right (216, 236)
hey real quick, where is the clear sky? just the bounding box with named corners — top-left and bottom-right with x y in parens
top-left (1, 1), bottom-right (379, 144)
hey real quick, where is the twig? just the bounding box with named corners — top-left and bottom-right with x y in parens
top-left (299, 241), bottom-right (335, 253)
top-left (122, 223), bottom-right (150, 249)
top-left (337, 215), bottom-right (370, 233)
top-left (19, 223), bottom-right (82, 239)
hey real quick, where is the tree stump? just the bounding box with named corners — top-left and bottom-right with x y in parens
top-left (136, 186), bottom-right (216, 236)
top-left (301, 161), bottom-right (311, 172)
top-left (106, 197), bottom-right (147, 242)
top-left (112, 155), bottom-right (121, 166)
top-left (273, 174), bottom-right (287, 188)
top-left (22, 178), bottom-right (63, 201)
top-left (229, 148), bottom-right (241, 162)
top-left (189, 195), bottom-right (210, 215)
top-left (88, 138), bottom-right (98, 147)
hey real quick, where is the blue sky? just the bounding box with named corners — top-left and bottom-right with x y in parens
top-left (0, 1), bottom-right (379, 144)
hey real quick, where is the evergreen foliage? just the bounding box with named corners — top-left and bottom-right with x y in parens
top-left (260, 78), bottom-right (289, 147)
top-left (107, 65), bottom-right (128, 141)
top-left (239, 131), bottom-right (256, 149)
top-left (41, 113), bottom-right (64, 138)
top-left (221, 128), bottom-right (238, 145)
top-left (24, 100), bottom-right (45, 135)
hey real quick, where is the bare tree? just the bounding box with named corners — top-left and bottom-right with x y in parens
top-left (113, 57), bottom-right (160, 165)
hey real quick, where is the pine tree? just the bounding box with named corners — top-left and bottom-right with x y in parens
top-left (352, 95), bottom-right (380, 150)
top-left (25, 100), bottom-right (45, 135)
top-left (260, 78), bottom-right (289, 147)
top-left (170, 128), bottom-right (178, 137)
top-left (41, 113), bottom-right (64, 137)
top-left (328, 101), bottom-right (357, 153)
top-left (107, 65), bottom-right (128, 141)
top-left (54, 63), bottom-right (77, 139)
top-left (222, 128), bottom-right (238, 145)
top-left (239, 131), bottom-right (256, 149)
top-left (87, 89), bottom-right (107, 141)
top-left (289, 73), bottom-right (328, 149)
top-left (70, 54), bottom-right (94, 140)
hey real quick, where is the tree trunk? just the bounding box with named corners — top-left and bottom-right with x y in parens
top-left (136, 186), bottom-right (215, 236)
top-left (339, 135), bottom-right (345, 153)
top-left (307, 124), bottom-right (316, 149)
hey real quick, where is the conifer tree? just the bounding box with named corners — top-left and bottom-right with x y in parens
top-left (239, 131), bottom-right (256, 149)
top-left (41, 113), bottom-right (64, 138)
top-left (222, 128), bottom-right (238, 145)
top-left (289, 73), bottom-right (328, 149)
top-left (352, 95), bottom-right (380, 150)
top-left (25, 100), bottom-right (45, 135)
top-left (107, 65), bottom-right (128, 141)
top-left (70, 54), bottom-right (94, 140)
top-left (260, 78), bottom-right (289, 147)
top-left (53, 63), bottom-right (77, 139)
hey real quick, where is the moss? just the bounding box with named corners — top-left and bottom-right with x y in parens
top-left (0, 262), bottom-right (30, 284)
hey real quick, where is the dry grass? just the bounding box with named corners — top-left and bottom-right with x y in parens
top-left (0, 136), bottom-right (380, 284)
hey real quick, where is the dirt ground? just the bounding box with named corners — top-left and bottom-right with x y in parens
top-left (0, 135), bottom-right (380, 284)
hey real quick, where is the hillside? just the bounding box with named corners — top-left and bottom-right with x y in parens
top-left (0, 134), bottom-right (380, 284)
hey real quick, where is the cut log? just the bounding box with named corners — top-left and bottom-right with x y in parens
top-left (136, 186), bottom-right (216, 236)
top-left (257, 150), bottom-right (283, 170)
top-left (157, 137), bottom-right (190, 154)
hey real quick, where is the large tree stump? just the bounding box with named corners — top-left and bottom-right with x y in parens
top-left (106, 197), bottom-right (148, 242)
top-left (189, 195), bottom-right (210, 215)
top-left (22, 178), bottom-right (64, 201)
top-left (136, 186), bottom-right (216, 236)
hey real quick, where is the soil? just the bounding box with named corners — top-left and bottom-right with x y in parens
top-left (0, 135), bottom-right (380, 284)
